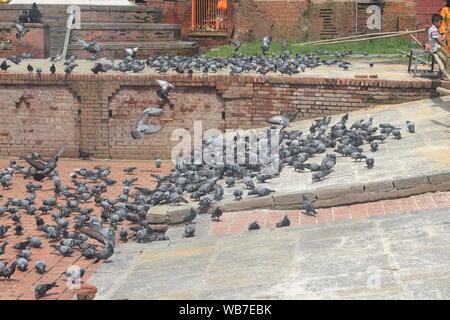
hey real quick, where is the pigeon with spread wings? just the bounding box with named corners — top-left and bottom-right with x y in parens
top-left (131, 107), bottom-right (164, 139)
top-left (14, 23), bottom-right (30, 40)
top-left (75, 37), bottom-right (101, 60)
top-left (155, 79), bottom-right (174, 109)
top-left (22, 144), bottom-right (67, 181)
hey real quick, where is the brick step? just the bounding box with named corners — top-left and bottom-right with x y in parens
top-left (70, 23), bottom-right (182, 44)
top-left (67, 40), bottom-right (199, 59)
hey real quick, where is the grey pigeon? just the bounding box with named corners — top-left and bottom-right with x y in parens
top-left (131, 107), bottom-right (164, 139)
top-left (248, 221), bottom-right (260, 230)
top-left (302, 195), bottom-right (317, 216)
top-left (35, 261), bottom-right (46, 274)
top-left (406, 121), bottom-right (415, 133)
top-left (184, 223), bottom-right (195, 238)
top-left (276, 215), bottom-right (290, 228)
top-left (366, 158), bottom-right (375, 169)
top-left (50, 245), bottom-right (74, 256)
top-left (248, 186), bottom-right (275, 197)
top-left (35, 282), bottom-right (58, 299)
top-left (211, 207), bottom-right (223, 221)
top-left (94, 242), bottom-right (114, 264)
top-left (15, 22), bottom-right (30, 40)
top-left (16, 257), bottom-right (28, 271)
top-left (233, 189), bottom-right (243, 200)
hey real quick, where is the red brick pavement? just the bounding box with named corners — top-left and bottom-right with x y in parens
top-left (209, 192), bottom-right (450, 236)
top-left (2, 157), bottom-right (449, 300)
top-left (0, 158), bottom-right (172, 300)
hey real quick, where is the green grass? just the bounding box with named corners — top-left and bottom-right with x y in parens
top-left (203, 37), bottom-right (415, 58)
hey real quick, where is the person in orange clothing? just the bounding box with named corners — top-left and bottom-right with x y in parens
top-left (440, 0), bottom-right (450, 51)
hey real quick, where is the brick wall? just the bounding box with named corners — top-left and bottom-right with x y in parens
top-left (2, 23), bottom-right (49, 58)
top-left (0, 73), bottom-right (441, 160)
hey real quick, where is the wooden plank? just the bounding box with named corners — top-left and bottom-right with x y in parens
top-left (294, 29), bottom-right (426, 47)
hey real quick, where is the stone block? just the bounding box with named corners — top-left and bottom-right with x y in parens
top-left (146, 206), bottom-right (168, 224)
top-left (364, 181), bottom-right (395, 193)
top-left (393, 176), bottom-right (429, 190)
top-left (428, 172), bottom-right (450, 185)
top-left (221, 196), bottom-right (274, 212)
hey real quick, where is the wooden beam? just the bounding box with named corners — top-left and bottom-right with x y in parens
top-left (432, 52), bottom-right (450, 80)
top-left (294, 29), bottom-right (426, 47)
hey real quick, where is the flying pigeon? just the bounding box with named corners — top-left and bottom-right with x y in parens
top-left (131, 107), bottom-right (164, 139)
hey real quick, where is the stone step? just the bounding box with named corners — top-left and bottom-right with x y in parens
top-left (69, 23), bottom-right (182, 44)
top-left (67, 40), bottom-right (199, 59)
top-left (88, 206), bottom-right (450, 300)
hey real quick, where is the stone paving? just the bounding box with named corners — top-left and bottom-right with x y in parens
top-left (88, 203), bottom-right (450, 300)
top-left (0, 158), bottom-right (172, 300)
top-left (207, 95), bottom-right (450, 212)
top-left (0, 58), bottom-right (416, 80)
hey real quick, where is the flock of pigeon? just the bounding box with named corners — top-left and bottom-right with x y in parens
top-left (0, 25), bottom-right (417, 299)
top-left (0, 107), bottom-right (416, 298)
top-left (2, 28), bottom-right (373, 76)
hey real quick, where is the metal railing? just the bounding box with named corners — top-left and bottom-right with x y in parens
top-left (192, 0), bottom-right (227, 32)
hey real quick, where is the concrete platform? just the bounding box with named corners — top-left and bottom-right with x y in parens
top-left (0, 58), bottom-right (418, 79)
top-left (88, 206), bottom-right (450, 299)
top-left (186, 95), bottom-right (450, 213)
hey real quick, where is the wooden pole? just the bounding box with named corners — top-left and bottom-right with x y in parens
top-left (432, 52), bottom-right (450, 80)
top-left (294, 30), bottom-right (404, 46)
top-left (294, 29), bottom-right (426, 47)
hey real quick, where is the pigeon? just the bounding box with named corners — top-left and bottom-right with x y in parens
top-left (261, 36), bottom-right (272, 55)
top-left (123, 167), bottom-right (137, 174)
top-left (76, 37), bottom-right (101, 60)
top-left (27, 64), bottom-right (33, 73)
top-left (64, 63), bottom-right (78, 74)
top-left (35, 282), bottom-right (58, 299)
top-left (26, 237), bottom-right (42, 248)
top-left (248, 221), bottom-right (260, 230)
top-left (119, 229), bottom-right (128, 242)
top-left (276, 215), bottom-right (290, 228)
top-left (16, 257), bottom-right (28, 271)
top-left (370, 141), bottom-right (378, 152)
top-left (125, 47), bottom-right (139, 58)
top-left (392, 129), bottom-right (401, 139)
top-left (406, 121), bottom-right (415, 133)
top-left (82, 248), bottom-right (97, 259)
top-left (51, 245), bottom-right (74, 256)
top-left (131, 107), bottom-right (164, 139)
top-left (79, 150), bottom-right (92, 160)
top-left (248, 186), bottom-right (275, 197)
top-left (366, 157), bottom-right (375, 168)
top-left (155, 79), bottom-right (174, 107)
top-left (35, 261), bottom-right (46, 274)
top-left (184, 223), bottom-right (195, 238)
top-left (50, 63), bottom-right (56, 74)
top-left (15, 22), bottom-right (30, 40)
top-left (302, 195), bottom-right (317, 216)
top-left (183, 207), bottom-right (197, 223)
top-left (24, 144), bottom-right (66, 181)
top-left (230, 39), bottom-right (243, 52)
top-left (14, 224), bottom-right (23, 235)
top-left (211, 207), bottom-right (223, 221)
top-left (233, 189), bottom-right (243, 200)
top-left (93, 242), bottom-right (114, 264)
top-left (155, 157), bottom-right (162, 168)
top-left (0, 241), bottom-right (7, 255)
top-left (62, 267), bottom-right (85, 282)
top-left (1, 261), bottom-right (17, 281)
top-left (50, 52), bottom-right (63, 63)
top-left (369, 63), bottom-right (374, 67)
top-left (0, 60), bottom-right (11, 72)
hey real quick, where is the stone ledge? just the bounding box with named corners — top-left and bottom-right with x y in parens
top-left (205, 175), bottom-right (450, 212)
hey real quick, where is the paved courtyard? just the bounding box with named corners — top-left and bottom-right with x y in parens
top-left (0, 57), bottom-right (418, 80)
